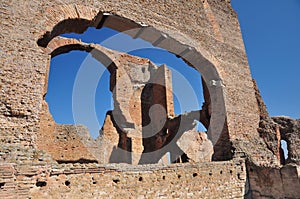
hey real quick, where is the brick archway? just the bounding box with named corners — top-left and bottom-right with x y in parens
top-left (38, 5), bottom-right (230, 161)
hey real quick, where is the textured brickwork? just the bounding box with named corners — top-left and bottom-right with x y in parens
top-left (36, 36), bottom-right (214, 167)
top-left (0, 0), bottom-right (270, 163)
top-left (272, 117), bottom-right (300, 165)
top-left (24, 160), bottom-right (247, 199)
top-left (38, 101), bottom-right (97, 162)
top-left (38, 45), bottom-right (177, 165)
top-left (0, 0), bottom-right (299, 198)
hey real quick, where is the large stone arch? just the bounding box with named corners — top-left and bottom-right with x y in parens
top-left (38, 5), bottom-right (231, 160)
top-left (31, 2), bottom-right (275, 164)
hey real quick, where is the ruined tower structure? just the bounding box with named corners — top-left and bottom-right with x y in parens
top-left (0, 0), bottom-right (299, 198)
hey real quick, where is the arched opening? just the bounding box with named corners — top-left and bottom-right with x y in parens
top-left (46, 50), bottom-right (113, 138)
top-left (37, 11), bottom-right (229, 164)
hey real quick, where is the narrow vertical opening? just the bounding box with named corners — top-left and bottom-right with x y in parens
top-left (280, 139), bottom-right (288, 164)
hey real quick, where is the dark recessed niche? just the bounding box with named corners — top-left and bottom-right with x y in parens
top-left (138, 177), bottom-right (143, 181)
top-left (56, 158), bottom-right (98, 164)
top-left (208, 172), bottom-right (212, 176)
top-left (92, 177), bottom-right (97, 184)
top-left (162, 176), bottom-right (166, 180)
top-left (220, 170), bottom-right (223, 174)
top-left (193, 173), bottom-right (198, 177)
top-left (0, 182), bottom-right (5, 188)
top-left (113, 179), bottom-right (120, 184)
top-left (177, 174), bottom-right (181, 179)
top-left (65, 180), bottom-right (71, 186)
top-left (36, 181), bottom-right (47, 187)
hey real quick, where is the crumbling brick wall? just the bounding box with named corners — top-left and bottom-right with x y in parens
top-left (37, 42), bottom-right (212, 165)
top-left (3, 160), bottom-right (245, 198)
top-left (0, 0), bottom-right (274, 164)
top-left (272, 117), bottom-right (300, 165)
top-left (1, 0), bottom-right (299, 198)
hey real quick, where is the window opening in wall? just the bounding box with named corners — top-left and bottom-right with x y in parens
top-left (280, 139), bottom-right (288, 161)
top-left (46, 50), bottom-right (113, 138)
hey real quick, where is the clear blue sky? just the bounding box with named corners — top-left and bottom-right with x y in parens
top-left (46, 0), bottom-right (300, 139)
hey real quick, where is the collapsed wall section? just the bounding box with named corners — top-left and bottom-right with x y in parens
top-left (36, 44), bottom-right (181, 165)
top-left (38, 101), bottom-right (97, 163)
top-left (272, 117), bottom-right (300, 165)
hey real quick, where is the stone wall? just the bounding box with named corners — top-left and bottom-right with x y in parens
top-left (0, 0), bottom-right (275, 164)
top-left (38, 101), bottom-right (97, 163)
top-left (255, 80), bottom-right (300, 165)
top-left (0, 159), bottom-right (247, 199)
top-left (272, 117), bottom-right (300, 165)
top-left (1, 0), bottom-right (299, 198)
top-left (247, 163), bottom-right (300, 199)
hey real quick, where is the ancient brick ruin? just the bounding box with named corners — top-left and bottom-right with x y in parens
top-left (0, 0), bottom-right (299, 198)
